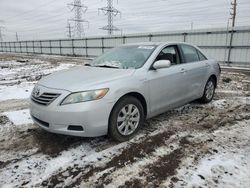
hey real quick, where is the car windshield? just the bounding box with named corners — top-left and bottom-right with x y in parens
top-left (92, 45), bottom-right (157, 69)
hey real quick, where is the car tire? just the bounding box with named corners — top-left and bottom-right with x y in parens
top-left (200, 77), bottom-right (216, 103)
top-left (108, 96), bottom-right (145, 142)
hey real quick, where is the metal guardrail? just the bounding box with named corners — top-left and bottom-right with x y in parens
top-left (0, 26), bottom-right (250, 66)
top-left (221, 66), bottom-right (250, 74)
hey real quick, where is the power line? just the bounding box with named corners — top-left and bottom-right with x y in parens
top-left (68, 0), bottom-right (89, 38)
top-left (8, 10), bottom-right (69, 24)
top-left (4, 0), bottom-right (60, 21)
top-left (2, 0), bottom-right (244, 29)
top-left (98, 0), bottom-right (121, 35)
top-left (2, 0), bottom-right (249, 41)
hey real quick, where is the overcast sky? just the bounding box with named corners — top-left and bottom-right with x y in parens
top-left (0, 0), bottom-right (249, 41)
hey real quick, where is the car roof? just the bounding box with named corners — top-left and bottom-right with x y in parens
top-left (121, 41), bottom-right (194, 47)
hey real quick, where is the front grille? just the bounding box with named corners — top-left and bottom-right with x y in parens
top-left (32, 92), bottom-right (60, 106)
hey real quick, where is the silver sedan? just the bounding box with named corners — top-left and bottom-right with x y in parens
top-left (30, 42), bottom-right (220, 141)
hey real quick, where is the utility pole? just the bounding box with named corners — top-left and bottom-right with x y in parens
top-left (230, 0), bottom-right (237, 27)
top-left (66, 23), bottom-right (73, 38)
top-left (227, 0), bottom-right (237, 64)
top-left (68, 0), bottom-right (89, 38)
top-left (98, 0), bottom-right (121, 36)
top-left (16, 32), bottom-right (19, 41)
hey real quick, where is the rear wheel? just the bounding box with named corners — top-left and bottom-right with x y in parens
top-left (200, 77), bottom-right (216, 103)
top-left (108, 96), bottom-right (145, 142)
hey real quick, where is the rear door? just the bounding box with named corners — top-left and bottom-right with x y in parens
top-left (178, 44), bottom-right (209, 99)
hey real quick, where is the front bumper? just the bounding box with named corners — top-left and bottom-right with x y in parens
top-left (30, 85), bottom-right (115, 137)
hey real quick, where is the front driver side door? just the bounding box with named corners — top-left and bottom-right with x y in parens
top-left (147, 45), bottom-right (188, 116)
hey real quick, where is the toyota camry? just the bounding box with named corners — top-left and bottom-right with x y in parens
top-left (30, 42), bottom-right (220, 141)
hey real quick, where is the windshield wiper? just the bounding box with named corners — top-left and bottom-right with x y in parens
top-left (95, 64), bottom-right (120, 69)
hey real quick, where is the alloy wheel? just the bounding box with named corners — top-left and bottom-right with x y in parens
top-left (117, 104), bottom-right (140, 136)
top-left (205, 80), bottom-right (215, 100)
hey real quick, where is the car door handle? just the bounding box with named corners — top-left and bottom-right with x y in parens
top-left (180, 68), bottom-right (187, 73)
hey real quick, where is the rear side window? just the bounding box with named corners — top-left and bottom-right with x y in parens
top-left (180, 45), bottom-right (199, 63)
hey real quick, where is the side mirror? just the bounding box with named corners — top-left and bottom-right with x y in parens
top-left (152, 60), bottom-right (171, 70)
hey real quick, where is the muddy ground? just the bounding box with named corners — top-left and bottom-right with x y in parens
top-left (0, 53), bottom-right (249, 187)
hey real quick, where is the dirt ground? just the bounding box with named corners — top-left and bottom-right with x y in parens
top-left (0, 53), bottom-right (249, 188)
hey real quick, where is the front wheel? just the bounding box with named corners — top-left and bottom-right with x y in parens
top-left (200, 78), bottom-right (216, 103)
top-left (108, 96), bottom-right (145, 142)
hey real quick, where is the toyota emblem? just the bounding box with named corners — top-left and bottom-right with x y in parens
top-left (33, 87), bottom-right (40, 97)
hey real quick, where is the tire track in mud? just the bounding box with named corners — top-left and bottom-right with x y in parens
top-left (0, 114), bottom-right (109, 173)
top-left (0, 134), bottom-right (112, 187)
top-left (0, 127), bottom-right (106, 166)
top-left (58, 132), bottom-right (205, 188)
top-left (0, 99), bottom-right (29, 113)
top-left (1, 98), bottom-right (248, 187)
top-left (83, 131), bottom-right (176, 187)
top-left (120, 136), bottom-right (206, 187)
top-left (117, 117), bottom-right (250, 187)
top-left (0, 151), bottom-right (40, 169)
top-left (120, 103), bottom-right (250, 187)
top-left (39, 96), bottom-right (250, 187)
top-left (40, 130), bottom-right (175, 187)
top-left (0, 127), bottom-right (84, 170)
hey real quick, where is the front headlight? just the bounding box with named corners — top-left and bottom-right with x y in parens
top-left (61, 88), bottom-right (109, 105)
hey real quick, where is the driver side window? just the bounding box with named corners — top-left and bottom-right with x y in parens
top-left (155, 46), bottom-right (179, 65)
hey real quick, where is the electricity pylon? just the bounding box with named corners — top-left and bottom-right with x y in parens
top-left (98, 0), bottom-right (121, 36)
top-left (68, 0), bottom-right (89, 38)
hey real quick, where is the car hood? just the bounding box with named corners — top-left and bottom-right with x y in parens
top-left (38, 66), bottom-right (136, 92)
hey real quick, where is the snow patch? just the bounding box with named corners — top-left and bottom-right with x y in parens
top-left (210, 99), bottom-right (227, 109)
top-left (3, 109), bottom-right (32, 125)
top-left (0, 83), bottom-right (33, 101)
top-left (186, 148), bottom-right (250, 188)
